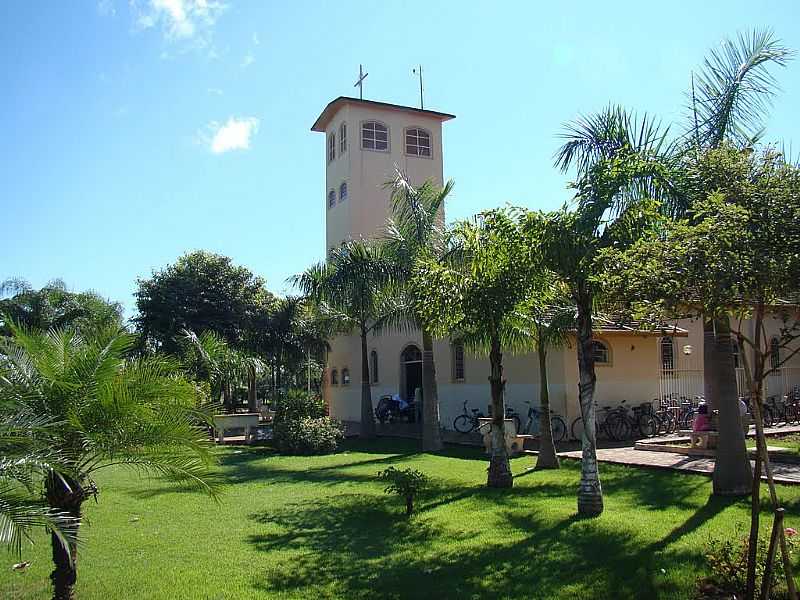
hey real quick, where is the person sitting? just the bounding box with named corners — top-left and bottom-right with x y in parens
top-left (693, 403), bottom-right (712, 432)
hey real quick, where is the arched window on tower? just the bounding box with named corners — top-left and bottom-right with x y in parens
top-left (770, 337), bottom-right (781, 371)
top-left (339, 181), bottom-right (348, 203)
top-left (330, 369), bottom-right (338, 385)
top-left (328, 190), bottom-right (336, 209)
top-left (591, 340), bottom-right (610, 365)
top-left (361, 121), bottom-right (389, 151)
top-left (660, 337), bottom-right (675, 372)
top-left (339, 122), bottom-right (347, 154)
top-left (328, 132), bottom-right (335, 162)
top-left (370, 350), bottom-right (378, 384)
top-left (452, 340), bottom-right (465, 381)
top-left (405, 127), bottom-right (431, 157)
top-left (341, 368), bottom-right (351, 385)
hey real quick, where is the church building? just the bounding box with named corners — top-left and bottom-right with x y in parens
top-left (311, 95), bottom-right (800, 434)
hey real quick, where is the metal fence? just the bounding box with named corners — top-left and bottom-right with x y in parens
top-left (659, 367), bottom-right (800, 403)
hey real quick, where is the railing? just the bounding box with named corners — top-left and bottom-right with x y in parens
top-left (660, 367), bottom-right (800, 402)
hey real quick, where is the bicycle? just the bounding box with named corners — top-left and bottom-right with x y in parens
top-left (570, 404), bottom-right (627, 441)
top-left (453, 400), bottom-right (485, 433)
top-left (517, 401), bottom-right (567, 442)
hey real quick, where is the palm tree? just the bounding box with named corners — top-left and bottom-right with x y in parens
top-left (549, 106), bottom-right (671, 516)
top-left (183, 329), bottom-right (265, 413)
top-left (0, 324), bottom-right (217, 600)
top-left (293, 241), bottom-right (401, 439)
top-left (514, 279), bottom-right (574, 470)
top-left (683, 30), bottom-right (791, 498)
top-left (0, 409), bottom-right (77, 560)
top-left (384, 170), bottom-right (454, 452)
top-left (413, 209), bottom-right (534, 487)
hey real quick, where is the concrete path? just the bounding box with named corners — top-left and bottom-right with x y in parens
top-left (558, 447), bottom-right (800, 485)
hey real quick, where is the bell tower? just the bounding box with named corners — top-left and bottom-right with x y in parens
top-left (311, 97), bottom-right (455, 254)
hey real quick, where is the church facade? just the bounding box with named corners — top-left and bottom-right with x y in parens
top-left (311, 96), bottom-right (800, 433)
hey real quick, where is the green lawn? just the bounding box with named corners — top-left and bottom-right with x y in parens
top-left (3, 439), bottom-right (800, 600)
top-left (750, 433), bottom-right (800, 455)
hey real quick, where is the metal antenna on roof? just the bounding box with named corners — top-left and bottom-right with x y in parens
top-left (354, 64), bottom-right (368, 100)
top-left (412, 65), bottom-right (424, 109)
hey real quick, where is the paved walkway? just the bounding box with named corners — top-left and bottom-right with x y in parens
top-left (558, 447), bottom-right (800, 485)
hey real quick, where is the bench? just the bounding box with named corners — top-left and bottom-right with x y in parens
top-left (213, 413), bottom-right (260, 445)
top-left (679, 429), bottom-right (719, 450)
top-left (477, 418), bottom-right (529, 455)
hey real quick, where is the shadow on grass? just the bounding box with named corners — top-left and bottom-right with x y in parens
top-left (246, 488), bottom-right (706, 600)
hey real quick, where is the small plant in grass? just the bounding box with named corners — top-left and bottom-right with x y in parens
top-left (377, 467), bottom-right (429, 516)
top-left (696, 527), bottom-right (797, 599)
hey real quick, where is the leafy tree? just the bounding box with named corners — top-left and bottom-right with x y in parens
top-left (384, 170), bottom-right (454, 452)
top-left (0, 324), bottom-right (218, 600)
top-left (134, 251), bottom-right (271, 354)
top-left (0, 278), bottom-right (123, 337)
top-left (413, 209), bottom-right (534, 488)
top-left (600, 145), bottom-right (800, 598)
top-left (293, 241), bottom-right (402, 439)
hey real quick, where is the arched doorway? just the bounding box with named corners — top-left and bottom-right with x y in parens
top-left (400, 345), bottom-right (423, 407)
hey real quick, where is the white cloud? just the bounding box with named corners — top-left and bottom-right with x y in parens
top-left (97, 0), bottom-right (116, 16)
top-left (132, 0), bottom-right (226, 44)
top-left (200, 117), bottom-right (260, 154)
top-left (241, 52), bottom-right (254, 68)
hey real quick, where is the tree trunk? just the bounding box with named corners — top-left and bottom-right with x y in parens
top-left (711, 316), bottom-right (752, 496)
top-left (746, 450), bottom-right (762, 600)
top-left (487, 333), bottom-right (512, 488)
top-left (360, 327), bottom-right (376, 439)
top-left (421, 328), bottom-right (443, 452)
top-left (222, 379), bottom-right (232, 413)
top-left (247, 365), bottom-right (257, 412)
top-left (45, 473), bottom-right (84, 600)
top-left (576, 296), bottom-right (603, 516)
top-left (535, 344), bottom-right (560, 470)
top-left (405, 495), bottom-right (414, 516)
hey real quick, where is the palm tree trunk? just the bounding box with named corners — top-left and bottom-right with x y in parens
top-left (247, 365), bottom-right (257, 412)
top-left (710, 316), bottom-right (752, 496)
top-left (487, 332), bottom-right (512, 488)
top-left (576, 296), bottom-right (603, 516)
top-left (421, 328), bottom-right (443, 452)
top-left (45, 473), bottom-right (83, 600)
top-left (360, 327), bottom-right (375, 439)
top-left (535, 344), bottom-right (560, 470)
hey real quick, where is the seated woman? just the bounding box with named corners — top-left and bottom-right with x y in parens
top-left (693, 403), bottom-right (712, 432)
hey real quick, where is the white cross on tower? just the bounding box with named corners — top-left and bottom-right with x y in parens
top-left (353, 64), bottom-right (368, 100)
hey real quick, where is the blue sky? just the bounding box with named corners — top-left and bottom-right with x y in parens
top-left (2, 1), bottom-right (800, 317)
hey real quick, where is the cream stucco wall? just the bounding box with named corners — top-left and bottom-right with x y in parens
top-left (325, 330), bottom-right (665, 432)
top-left (322, 103), bottom-right (445, 250)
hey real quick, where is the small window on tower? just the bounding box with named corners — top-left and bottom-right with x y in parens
top-left (327, 190), bottom-right (336, 209)
top-left (339, 181), bottom-right (348, 202)
top-left (362, 121), bottom-right (389, 151)
top-left (328, 132), bottom-right (335, 162)
top-left (405, 128), bottom-right (431, 157)
top-left (339, 122), bottom-right (347, 154)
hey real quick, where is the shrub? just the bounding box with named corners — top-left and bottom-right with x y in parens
top-left (696, 527), bottom-right (797, 599)
top-left (377, 467), bottom-right (429, 516)
top-left (272, 391), bottom-right (343, 455)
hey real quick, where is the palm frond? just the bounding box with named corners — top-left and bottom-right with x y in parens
top-left (688, 29), bottom-right (792, 149)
